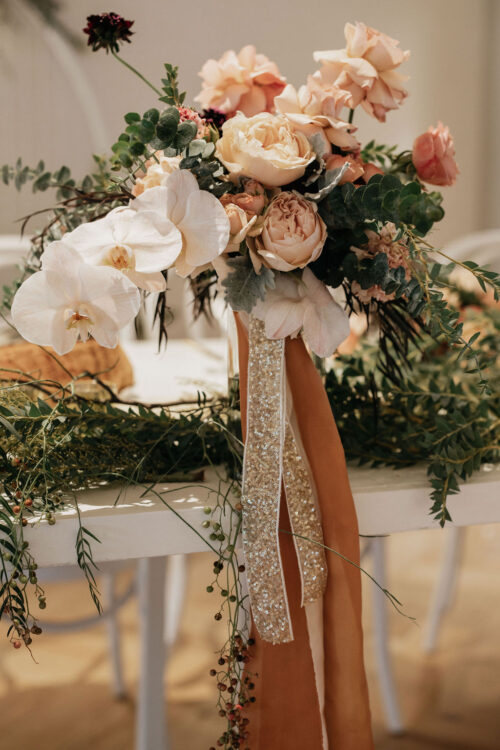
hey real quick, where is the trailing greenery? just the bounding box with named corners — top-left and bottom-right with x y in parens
top-left (328, 304), bottom-right (500, 525)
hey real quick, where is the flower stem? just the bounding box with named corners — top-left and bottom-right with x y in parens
top-left (112, 51), bottom-right (162, 97)
top-left (348, 108), bottom-right (355, 124)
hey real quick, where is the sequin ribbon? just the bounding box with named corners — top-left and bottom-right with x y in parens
top-left (241, 316), bottom-right (328, 644)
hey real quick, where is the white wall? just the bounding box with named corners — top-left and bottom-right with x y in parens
top-left (0, 0), bottom-right (490, 247)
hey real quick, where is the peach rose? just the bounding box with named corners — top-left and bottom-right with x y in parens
top-left (314, 22), bottom-right (410, 122)
top-left (275, 78), bottom-right (359, 152)
top-left (345, 22), bottom-right (408, 72)
top-left (412, 122), bottom-right (459, 187)
top-left (220, 182), bottom-right (267, 217)
top-left (252, 192), bottom-right (327, 271)
top-left (195, 45), bottom-right (286, 117)
top-left (325, 154), bottom-right (383, 184)
top-left (222, 202), bottom-right (259, 252)
top-left (216, 112), bottom-right (314, 188)
top-left (132, 154), bottom-right (181, 196)
top-left (325, 154), bottom-right (364, 184)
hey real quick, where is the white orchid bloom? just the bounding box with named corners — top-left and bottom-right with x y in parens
top-left (131, 169), bottom-right (230, 277)
top-left (252, 267), bottom-right (350, 358)
top-left (11, 242), bottom-right (140, 355)
top-left (67, 206), bottom-right (182, 291)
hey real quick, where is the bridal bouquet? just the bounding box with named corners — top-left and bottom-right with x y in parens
top-left (2, 14), bottom-right (499, 750)
top-left (6, 13), bottom-right (496, 371)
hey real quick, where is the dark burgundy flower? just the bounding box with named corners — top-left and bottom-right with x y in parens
top-left (201, 108), bottom-right (228, 133)
top-left (83, 12), bottom-right (134, 54)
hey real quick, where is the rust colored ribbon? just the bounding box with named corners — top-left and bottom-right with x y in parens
top-left (236, 314), bottom-right (374, 750)
top-left (240, 315), bottom-right (327, 644)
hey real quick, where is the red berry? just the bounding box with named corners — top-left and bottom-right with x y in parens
top-left (12, 640), bottom-right (21, 649)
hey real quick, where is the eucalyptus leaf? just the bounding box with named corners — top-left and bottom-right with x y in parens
top-left (222, 254), bottom-right (275, 313)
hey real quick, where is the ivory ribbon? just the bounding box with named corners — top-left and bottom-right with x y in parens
top-left (241, 315), bottom-right (327, 644)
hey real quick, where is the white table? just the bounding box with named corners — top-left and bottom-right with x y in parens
top-left (27, 339), bottom-right (499, 564)
top-left (23, 339), bottom-right (500, 748)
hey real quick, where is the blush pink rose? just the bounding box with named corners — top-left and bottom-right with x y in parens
top-left (195, 45), bottom-right (286, 117)
top-left (253, 192), bottom-right (327, 272)
top-left (412, 122), bottom-right (459, 186)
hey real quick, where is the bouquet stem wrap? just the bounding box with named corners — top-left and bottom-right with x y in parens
top-left (236, 313), bottom-right (374, 750)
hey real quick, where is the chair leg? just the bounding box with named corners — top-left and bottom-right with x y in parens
top-left (136, 557), bottom-right (168, 750)
top-left (423, 525), bottom-right (464, 653)
top-left (102, 571), bottom-right (126, 699)
top-left (371, 537), bottom-right (404, 734)
top-left (164, 554), bottom-right (187, 650)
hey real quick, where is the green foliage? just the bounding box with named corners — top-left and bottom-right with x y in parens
top-left (319, 174), bottom-right (444, 237)
top-left (180, 140), bottom-right (232, 197)
top-left (360, 140), bottom-right (398, 167)
top-left (360, 141), bottom-right (417, 181)
top-left (327, 306), bottom-right (500, 525)
top-left (2, 158), bottom-right (76, 200)
top-left (111, 104), bottom-right (198, 171)
top-left (75, 512), bottom-right (102, 614)
top-left (159, 63), bottom-right (186, 107)
top-left (1, 155), bottom-right (116, 200)
top-left (222, 254), bottom-right (276, 313)
top-left (0, 383), bottom-right (242, 646)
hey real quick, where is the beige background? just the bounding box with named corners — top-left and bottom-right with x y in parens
top-left (0, 0), bottom-right (495, 246)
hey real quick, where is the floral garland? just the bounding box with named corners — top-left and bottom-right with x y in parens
top-left (1, 13), bottom-right (500, 749)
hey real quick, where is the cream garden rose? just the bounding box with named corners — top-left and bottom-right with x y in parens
top-left (252, 192), bottom-right (326, 272)
top-left (132, 154), bottom-right (181, 197)
top-left (215, 112), bottom-right (315, 188)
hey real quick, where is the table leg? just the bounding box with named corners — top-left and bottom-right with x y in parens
top-left (102, 570), bottom-right (126, 699)
top-left (371, 537), bottom-right (404, 734)
top-left (164, 554), bottom-right (187, 650)
top-left (423, 525), bottom-right (464, 652)
top-left (136, 556), bottom-right (168, 750)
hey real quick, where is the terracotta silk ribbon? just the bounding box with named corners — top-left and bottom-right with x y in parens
top-left (236, 313), bottom-right (374, 750)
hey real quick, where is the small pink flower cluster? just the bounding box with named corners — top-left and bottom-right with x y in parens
top-left (177, 106), bottom-right (209, 139)
top-left (352, 223), bottom-right (411, 304)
